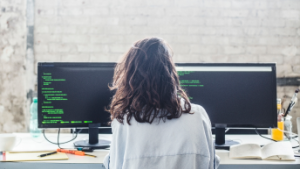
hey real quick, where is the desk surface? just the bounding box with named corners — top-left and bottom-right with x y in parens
top-left (0, 133), bottom-right (299, 169)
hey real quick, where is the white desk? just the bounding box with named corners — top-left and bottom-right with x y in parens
top-left (0, 133), bottom-right (299, 169)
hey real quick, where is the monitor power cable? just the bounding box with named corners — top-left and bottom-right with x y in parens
top-left (57, 128), bottom-right (63, 149)
top-left (255, 128), bottom-right (299, 147)
top-left (292, 136), bottom-right (300, 149)
top-left (255, 128), bottom-right (277, 142)
top-left (43, 128), bottom-right (82, 147)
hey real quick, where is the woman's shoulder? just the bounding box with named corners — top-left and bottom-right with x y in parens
top-left (182, 101), bottom-right (207, 117)
top-left (188, 103), bottom-right (212, 127)
top-left (190, 103), bottom-right (205, 113)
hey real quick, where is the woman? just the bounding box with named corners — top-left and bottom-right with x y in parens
top-left (104, 37), bottom-right (220, 169)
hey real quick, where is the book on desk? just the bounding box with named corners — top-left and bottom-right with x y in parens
top-left (229, 141), bottom-right (295, 161)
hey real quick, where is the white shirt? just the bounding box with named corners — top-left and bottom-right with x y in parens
top-left (104, 103), bottom-right (220, 169)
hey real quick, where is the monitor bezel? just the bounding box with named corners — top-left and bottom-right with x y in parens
top-left (175, 63), bottom-right (277, 128)
top-left (37, 62), bottom-right (116, 129)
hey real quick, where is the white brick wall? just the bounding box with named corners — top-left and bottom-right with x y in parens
top-left (33, 0), bottom-right (300, 70)
top-left (32, 0), bottom-right (300, 133)
top-left (1, 0), bottom-right (300, 133)
top-left (0, 0), bottom-right (27, 133)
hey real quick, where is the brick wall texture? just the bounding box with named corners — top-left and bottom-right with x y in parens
top-left (0, 0), bottom-right (300, 133)
top-left (0, 0), bottom-right (27, 132)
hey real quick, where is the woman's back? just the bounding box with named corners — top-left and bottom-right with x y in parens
top-left (104, 37), bottom-right (219, 168)
top-left (105, 104), bottom-right (220, 169)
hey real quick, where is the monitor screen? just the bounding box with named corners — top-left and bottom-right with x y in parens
top-left (175, 63), bottom-right (277, 128)
top-left (38, 62), bottom-right (115, 128)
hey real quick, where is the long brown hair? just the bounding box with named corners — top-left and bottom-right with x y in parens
top-left (109, 37), bottom-right (192, 124)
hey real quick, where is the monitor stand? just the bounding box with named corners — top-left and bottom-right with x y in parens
top-left (215, 124), bottom-right (239, 150)
top-left (74, 123), bottom-right (111, 149)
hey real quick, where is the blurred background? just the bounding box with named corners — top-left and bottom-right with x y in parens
top-left (0, 0), bottom-right (299, 133)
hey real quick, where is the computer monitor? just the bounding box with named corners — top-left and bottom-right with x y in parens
top-left (38, 62), bottom-right (277, 149)
top-left (175, 63), bottom-right (277, 148)
top-left (38, 62), bottom-right (115, 149)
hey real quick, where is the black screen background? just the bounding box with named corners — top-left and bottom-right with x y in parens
top-left (178, 65), bottom-right (277, 128)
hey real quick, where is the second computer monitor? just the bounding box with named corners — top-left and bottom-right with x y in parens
top-left (176, 63), bottom-right (277, 128)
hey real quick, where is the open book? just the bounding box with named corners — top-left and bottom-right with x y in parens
top-left (229, 141), bottom-right (295, 161)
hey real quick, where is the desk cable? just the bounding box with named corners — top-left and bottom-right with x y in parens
top-left (254, 128), bottom-right (278, 142)
top-left (255, 128), bottom-right (300, 148)
top-left (57, 128), bottom-right (63, 149)
top-left (43, 128), bottom-right (82, 148)
top-left (274, 128), bottom-right (299, 149)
